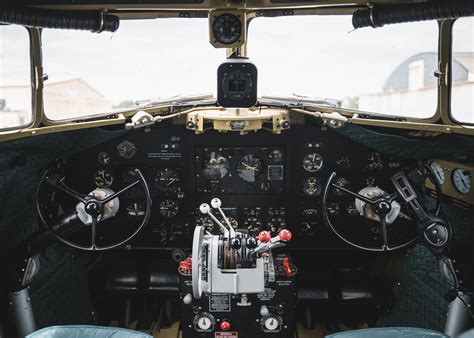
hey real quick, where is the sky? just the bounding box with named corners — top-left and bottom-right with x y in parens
top-left (0, 15), bottom-right (473, 116)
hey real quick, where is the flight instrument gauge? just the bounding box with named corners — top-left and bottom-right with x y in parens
top-left (452, 168), bottom-right (471, 194)
top-left (363, 152), bottom-right (384, 171)
top-left (268, 149), bottom-right (283, 163)
top-left (116, 140), bottom-right (137, 159)
top-left (212, 13), bottom-right (242, 45)
top-left (159, 199), bottom-right (179, 218)
top-left (237, 154), bottom-right (263, 182)
top-left (202, 151), bottom-right (229, 180)
top-left (94, 169), bottom-right (113, 188)
top-left (97, 152), bottom-right (112, 166)
top-left (303, 176), bottom-right (322, 197)
top-left (155, 168), bottom-right (180, 192)
top-left (335, 155), bottom-right (351, 170)
top-left (303, 153), bottom-right (323, 172)
top-left (430, 161), bottom-right (445, 184)
top-left (333, 177), bottom-right (351, 196)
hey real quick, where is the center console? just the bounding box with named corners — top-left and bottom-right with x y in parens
top-left (179, 198), bottom-right (296, 337)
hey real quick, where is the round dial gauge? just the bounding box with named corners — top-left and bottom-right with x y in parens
top-left (303, 176), bottom-right (322, 197)
top-left (364, 152), bottom-right (384, 171)
top-left (94, 169), bottom-right (113, 188)
top-left (117, 140), bottom-right (137, 159)
top-left (202, 152), bottom-right (229, 180)
top-left (452, 169), bottom-right (471, 194)
top-left (327, 203), bottom-right (340, 216)
top-left (365, 176), bottom-right (376, 187)
top-left (97, 152), bottom-right (112, 166)
top-left (269, 149), bottom-right (283, 163)
top-left (303, 153), bottom-right (323, 172)
top-left (346, 202), bottom-right (358, 216)
top-left (194, 313), bottom-right (215, 331)
top-left (237, 154), bottom-right (263, 182)
top-left (195, 215), bottom-right (214, 229)
top-left (430, 162), bottom-right (445, 184)
top-left (159, 200), bottom-right (179, 218)
top-left (227, 216), bottom-right (239, 229)
top-left (333, 177), bottom-right (351, 196)
top-left (212, 13), bottom-right (242, 45)
top-left (336, 155), bottom-right (351, 170)
top-left (263, 315), bottom-right (281, 331)
top-left (155, 168), bottom-right (180, 192)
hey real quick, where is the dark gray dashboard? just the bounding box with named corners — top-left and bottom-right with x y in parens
top-left (63, 124), bottom-right (418, 250)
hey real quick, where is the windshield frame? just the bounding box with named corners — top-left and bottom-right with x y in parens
top-left (0, 9), bottom-right (471, 139)
top-left (0, 26), bottom-right (38, 133)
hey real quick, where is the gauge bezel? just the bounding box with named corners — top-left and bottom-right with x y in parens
top-left (430, 161), bottom-right (446, 185)
top-left (302, 152), bottom-right (324, 173)
top-left (452, 168), bottom-right (471, 194)
top-left (209, 9), bottom-right (246, 48)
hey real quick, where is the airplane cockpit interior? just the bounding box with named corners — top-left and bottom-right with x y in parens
top-left (0, 1), bottom-right (473, 337)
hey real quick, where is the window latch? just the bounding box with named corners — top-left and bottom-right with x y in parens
top-left (434, 62), bottom-right (449, 86)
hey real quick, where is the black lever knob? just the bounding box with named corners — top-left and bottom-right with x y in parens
top-left (230, 238), bottom-right (242, 250)
top-left (246, 237), bottom-right (258, 249)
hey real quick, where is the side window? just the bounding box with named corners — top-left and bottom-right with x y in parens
top-left (0, 25), bottom-right (32, 130)
top-left (451, 17), bottom-right (474, 124)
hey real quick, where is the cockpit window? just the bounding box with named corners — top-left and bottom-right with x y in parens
top-left (0, 25), bottom-right (32, 130)
top-left (248, 16), bottom-right (439, 119)
top-left (451, 17), bottom-right (474, 124)
top-left (42, 19), bottom-right (223, 121)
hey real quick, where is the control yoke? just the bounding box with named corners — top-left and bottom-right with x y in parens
top-left (192, 198), bottom-right (292, 299)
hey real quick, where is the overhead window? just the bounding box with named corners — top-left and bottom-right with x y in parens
top-left (0, 25), bottom-right (32, 130)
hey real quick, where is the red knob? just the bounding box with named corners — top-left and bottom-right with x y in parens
top-left (279, 229), bottom-right (292, 242)
top-left (258, 231), bottom-right (271, 243)
top-left (220, 320), bottom-right (231, 331)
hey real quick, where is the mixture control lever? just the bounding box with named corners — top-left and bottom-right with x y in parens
top-left (253, 229), bottom-right (293, 253)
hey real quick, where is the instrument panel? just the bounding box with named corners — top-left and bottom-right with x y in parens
top-left (427, 160), bottom-right (474, 211)
top-left (63, 124), bottom-right (419, 250)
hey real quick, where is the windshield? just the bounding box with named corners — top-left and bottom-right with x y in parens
top-left (42, 19), bottom-right (223, 120)
top-left (248, 16), bottom-right (440, 119)
top-left (38, 15), bottom-right (473, 122)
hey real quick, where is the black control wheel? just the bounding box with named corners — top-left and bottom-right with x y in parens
top-left (37, 166), bottom-right (151, 251)
top-left (322, 170), bottom-right (442, 252)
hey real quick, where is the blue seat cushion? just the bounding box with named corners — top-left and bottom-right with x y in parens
top-left (325, 327), bottom-right (448, 338)
top-left (26, 325), bottom-right (153, 338)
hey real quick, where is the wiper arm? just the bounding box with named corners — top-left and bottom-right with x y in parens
top-left (259, 94), bottom-right (342, 108)
top-left (136, 93), bottom-right (215, 109)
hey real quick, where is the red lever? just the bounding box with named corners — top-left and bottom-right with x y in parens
top-left (282, 257), bottom-right (293, 277)
top-left (258, 231), bottom-right (271, 243)
top-left (178, 257), bottom-right (192, 274)
top-left (278, 229), bottom-right (292, 242)
top-left (220, 320), bottom-right (231, 331)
